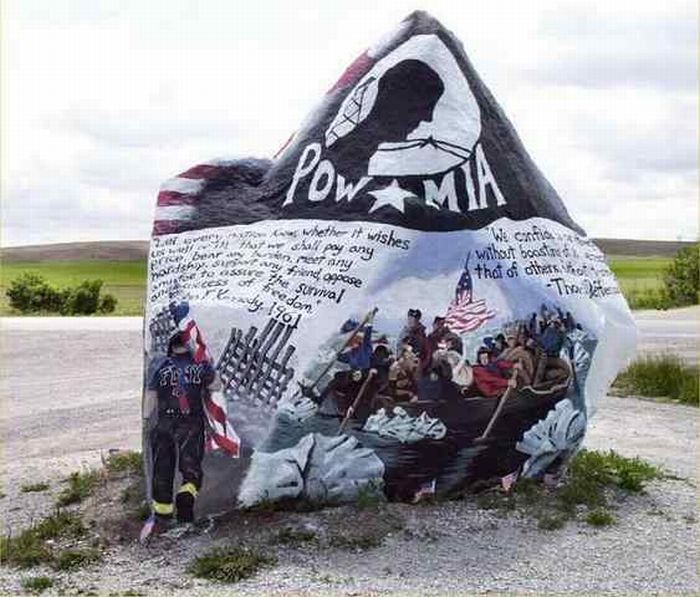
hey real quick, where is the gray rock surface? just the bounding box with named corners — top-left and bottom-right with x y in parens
top-left (238, 432), bottom-right (385, 507)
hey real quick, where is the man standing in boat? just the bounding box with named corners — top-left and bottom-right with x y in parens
top-left (398, 308), bottom-right (429, 367)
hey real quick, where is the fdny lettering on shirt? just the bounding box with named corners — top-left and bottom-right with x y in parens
top-left (158, 364), bottom-right (205, 387)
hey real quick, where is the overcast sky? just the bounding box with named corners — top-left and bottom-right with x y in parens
top-left (2, 0), bottom-right (697, 246)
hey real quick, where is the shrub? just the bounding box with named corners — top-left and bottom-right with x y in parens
top-left (188, 546), bottom-right (275, 583)
top-left (6, 273), bottom-right (63, 313)
top-left (615, 354), bottom-right (699, 406)
top-left (5, 274), bottom-right (118, 315)
top-left (98, 293), bottom-right (117, 314)
top-left (664, 243), bottom-right (699, 307)
top-left (62, 280), bottom-right (103, 315)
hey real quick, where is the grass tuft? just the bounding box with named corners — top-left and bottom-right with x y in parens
top-left (56, 469), bottom-right (101, 507)
top-left (188, 546), bottom-right (275, 583)
top-left (52, 547), bottom-right (102, 571)
top-left (0, 511), bottom-right (85, 568)
top-left (21, 576), bottom-right (54, 594)
top-left (586, 508), bottom-right (617, 527)
top-left (21, 482), bottom-right (50, 493)
top-left (104, 451), bottom-right (143, 476)
top-left (565, 449), bottom-right (662, 503)
top-left (537, 513), bottom-right (567, 531)
top-left (355, 481), bottom-right (385, 510)
top-left (614, 354), bottom-right (698, 406)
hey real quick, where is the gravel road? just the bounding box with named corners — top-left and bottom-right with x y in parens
top-left (634, 305), bottom-right (699, 366)
top-left (0, 310), bottom-right (697, 594)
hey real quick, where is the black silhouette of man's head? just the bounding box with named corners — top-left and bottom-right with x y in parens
top-left (325, 58), bottom-right (445, 179)
top-left (369, 59), bottom-right (445, 142)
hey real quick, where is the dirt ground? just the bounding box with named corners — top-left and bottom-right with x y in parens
top-left (0, 311), bottom-right (697, 594)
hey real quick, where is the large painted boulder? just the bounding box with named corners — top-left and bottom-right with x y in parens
top-left (142, 11), bottom-right (636, 520)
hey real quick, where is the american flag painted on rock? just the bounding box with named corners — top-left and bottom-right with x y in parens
top-left (444, 253), bottom-right (495, 335)
top-left (153, 163), bottom-right (226, 236)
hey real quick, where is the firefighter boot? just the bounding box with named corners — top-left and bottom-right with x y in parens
top-left (175, 484), bottom-right (196, 523)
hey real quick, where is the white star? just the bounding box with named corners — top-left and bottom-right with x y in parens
top-left (368, 179), bottom-right (416, 214)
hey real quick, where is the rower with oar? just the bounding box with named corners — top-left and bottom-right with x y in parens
top-left (297, 309), bottom-right (380, 423)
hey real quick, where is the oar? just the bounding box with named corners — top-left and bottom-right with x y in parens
top-left (338, 369), bottom-right (377, 434)
top-left (307, 307), bottom-right (378, 394)
top-left (474, 369), bottom-right (519, 443)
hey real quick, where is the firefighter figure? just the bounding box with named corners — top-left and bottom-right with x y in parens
top-left (145, 331), bottom-right (219, 527)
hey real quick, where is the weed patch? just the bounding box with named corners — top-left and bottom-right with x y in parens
top-left (104, 451), bottom-right (143, 476)
top-left (21, 482), bottom-right (50, 493)
top-left (188, 546), bottom-right (275, 583)
top-left (53, 547), bottom-right (102, 571)
top-left (0, 510), bottom-right (86, 568)
top-left (586, 509), bottom-right (616, 527)
top-left (472, 449), bottom-right (662, 531)
top-left (271, 527), bottom-right (318, 546)
top-left (537, 513), bottom-right (567, 530)
top-left (614, 354), bottom-right (698, 406)
top-left (355, 481), bottom-right (385, 510)
top-left (20, 575), bottom-right (54, 594)
top-left (56, 470), bottom-right (101, 507)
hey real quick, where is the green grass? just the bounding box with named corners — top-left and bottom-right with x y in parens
top-left (614, 354), bottom-right (699, 406)
top-left (473, 449), bottom-right (663, 530)
top-left (0, 511), bottom-right (86, 568)
top-left (608, 257), bottom-right (672, 310)
top-left (21, 482), bottom-right (50, 493)
top-left (586, 508), bottom-right (617, 527)
top-left (104, 451), bottom-right (143, 476)
top-left (1, 509), bottom-right (102, 572)
top-left (56, 470), bottom-right (101, 507)
top-left (188, 546), bottom-right (276, 583)
top-left (21, 576), bottom-right (54, 594)
top-left (0, 261), bottom-right (146, 316)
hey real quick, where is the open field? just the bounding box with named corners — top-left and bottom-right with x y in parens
top-left (608, 257), bottom-right (671, 309)
top-left (0, 261), bottom-right (147, 316)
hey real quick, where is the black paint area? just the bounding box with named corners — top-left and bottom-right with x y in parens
top-left (172, 11), bottom-right (584, 236)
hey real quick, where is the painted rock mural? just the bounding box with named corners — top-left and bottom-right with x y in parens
top-left (142, 11), bottom-right (637, 525)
